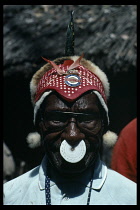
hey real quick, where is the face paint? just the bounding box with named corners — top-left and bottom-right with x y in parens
top-left (39, 92), bottom-right (104, 175)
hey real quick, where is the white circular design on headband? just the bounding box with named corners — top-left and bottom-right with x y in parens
top-left (60, 140), bottom-right (86, 163)
top-left (65, 74), bottom-right (81, 87)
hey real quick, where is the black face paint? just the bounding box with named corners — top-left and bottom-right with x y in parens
top-left (39, 92), bottom-right (104, 175)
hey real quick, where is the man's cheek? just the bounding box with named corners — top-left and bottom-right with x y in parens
top-left (42, 133), bottom-right (62, 151)
top-left (85, 134), bottom-right (100, 146)
top-left (42, 129), bottom-right (62, 141)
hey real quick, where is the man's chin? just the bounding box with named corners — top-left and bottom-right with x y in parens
top-left (48, 152), bottom-right (96, 175)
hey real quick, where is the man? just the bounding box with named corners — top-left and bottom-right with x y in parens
top-left (3, 54), bottom-right (136, 205)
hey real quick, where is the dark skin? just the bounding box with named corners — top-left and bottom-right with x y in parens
top-left (38, 91), bottom-right (105, 176)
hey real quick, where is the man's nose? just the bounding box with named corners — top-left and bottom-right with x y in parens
top-left (61, 118), bottom-right (85, 146)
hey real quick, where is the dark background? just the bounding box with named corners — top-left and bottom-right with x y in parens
top-left (3, 5), bottom-right (137, 179)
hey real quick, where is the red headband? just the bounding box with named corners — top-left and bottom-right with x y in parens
top-left (35, 59), bottom-right (107, 103)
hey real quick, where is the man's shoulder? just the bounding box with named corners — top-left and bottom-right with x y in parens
top-left (104, 168), bottom-right (136, 204)
top-left (4, 165), bottom-right (40, 199)
top-left (107, 168), bottom-right (136, 186)
top-left (5, 165), bottom-right (39, 186)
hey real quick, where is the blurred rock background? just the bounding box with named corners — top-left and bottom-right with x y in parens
top-left (3, 5), bottom-right (137, 182)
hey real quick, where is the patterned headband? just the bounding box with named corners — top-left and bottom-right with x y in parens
top-left (35, 55), bottom-right (106, 104)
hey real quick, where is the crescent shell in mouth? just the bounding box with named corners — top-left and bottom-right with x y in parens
top-left (60, 140), bottom-right (86, 163)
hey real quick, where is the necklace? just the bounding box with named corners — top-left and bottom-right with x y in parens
top-left (45, 170), bottom-right (94, 205)
top-left (45, 175), bottom-right (51, 205)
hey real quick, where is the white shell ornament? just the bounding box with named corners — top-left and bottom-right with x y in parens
top-left (60, 140), bottom-right (86, 163)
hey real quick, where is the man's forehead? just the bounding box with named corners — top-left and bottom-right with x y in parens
top-left (42, 91), bottom-right (100, 111)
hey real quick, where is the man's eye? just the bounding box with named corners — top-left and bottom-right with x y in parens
top-left (51, 120), bottom-right (62, 123)
top-left (45, 113), bottom-right (68, 125)
top-left (82, 120), bottom-right (94, 123)
top-left (45, 113), bottom-right (59, 121)
top-left (79, 116), bottom-right (94, 122)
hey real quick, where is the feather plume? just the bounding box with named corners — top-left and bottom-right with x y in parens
top-left (41, 57), bottom-right (65, 75)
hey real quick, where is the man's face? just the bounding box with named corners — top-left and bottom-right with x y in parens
top-left (39, 92), bottom-right (104, 175)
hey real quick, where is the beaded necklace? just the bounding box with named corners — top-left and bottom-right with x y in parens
top-left (45, 175), bottom-right (51, 205)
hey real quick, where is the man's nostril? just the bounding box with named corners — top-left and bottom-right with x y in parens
top-left (61, 120), bottom-right (85, 147)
